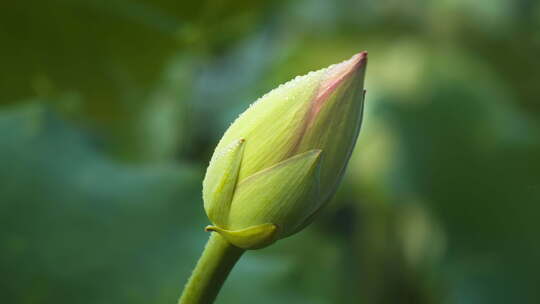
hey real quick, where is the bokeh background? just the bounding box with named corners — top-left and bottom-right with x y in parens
top-left (1, 0), bottom-right (540, 303)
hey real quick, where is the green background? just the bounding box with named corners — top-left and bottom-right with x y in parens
top-left (1, 0), bottom-right (539, 303)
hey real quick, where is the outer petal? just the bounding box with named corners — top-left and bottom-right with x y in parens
top-left (202, 138), bottom-right (245, 226)
top-left (227, 149), bottom-right (322, 238)
top-left (297, 87), bottom-right (365, 203)
top-left (293, 53), bottom-right (367, 203)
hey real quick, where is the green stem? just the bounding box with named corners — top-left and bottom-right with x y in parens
top-left (178, 232), bottom-right (245, 304)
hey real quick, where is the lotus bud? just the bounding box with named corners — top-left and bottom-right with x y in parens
top-left (202, 52), bottom-right (368, 249)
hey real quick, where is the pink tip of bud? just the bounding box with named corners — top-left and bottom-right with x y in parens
top-left (311, 51), bottom-right (368, 116)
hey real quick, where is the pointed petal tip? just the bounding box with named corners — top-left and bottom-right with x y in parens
top-left (358, 50), bottom-right (368, 58)
top-left (324, 51), bottom-right (367, 83)
top-left (349, 51), bottom-right (368, 71)
top-left (315, 52), bottom-right (367, 105)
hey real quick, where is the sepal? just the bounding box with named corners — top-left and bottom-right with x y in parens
top-left (205, 223), bottom-right (278, 250)
top-left (203, 138), bottom-right (245, 226)
top-left (227, 149), bottom-right (322, 238)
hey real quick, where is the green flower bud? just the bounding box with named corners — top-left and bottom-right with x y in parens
top-left (203, 52), bottom-right (368, 249)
